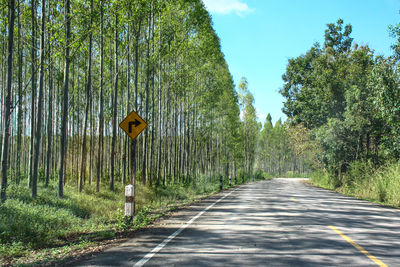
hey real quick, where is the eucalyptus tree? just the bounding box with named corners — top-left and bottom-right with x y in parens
top-left (96, 0), bottom-right (105, 192)
top-left (1, 0), bottom-right (16, 202)
top-left (79, 0), bottom-right (94, 192)
top-left (238, 77), bottom-right (259, 176)
top-left (16, 0), bottom-right (24, 185)
top-left (28, 0), bottom-right (37, 188)
top-left (59, 0), bottom-right (71, 198)
top-left (31, 0), bottom-right (46, 198)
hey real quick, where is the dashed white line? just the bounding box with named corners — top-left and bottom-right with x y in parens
top-left (133, 189), bottom-right (236, 266)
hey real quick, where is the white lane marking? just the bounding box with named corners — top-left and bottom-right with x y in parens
top-left (134, 189), bottom-right (236, 267)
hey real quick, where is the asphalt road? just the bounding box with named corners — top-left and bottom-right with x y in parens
top-left (74, 178), bottom-right (400, 266)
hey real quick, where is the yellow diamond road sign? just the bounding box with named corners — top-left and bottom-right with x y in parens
top-left (119, 110), bottom-right (148, 140)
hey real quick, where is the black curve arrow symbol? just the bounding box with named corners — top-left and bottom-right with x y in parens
top-left (128, 119), bottom-right (141, 133)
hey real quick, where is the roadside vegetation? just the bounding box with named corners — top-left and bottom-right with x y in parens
top-left (311, 162), bottom-right (400, 207)
top-left (281, 18), bottom-right (400, 207)
top-left (0, 173), bottom-right (266, 266)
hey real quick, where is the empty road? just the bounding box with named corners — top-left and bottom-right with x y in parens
top-left (74, 178), bottom-right (400, 266)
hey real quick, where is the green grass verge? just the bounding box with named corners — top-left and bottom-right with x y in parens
top-left (310, 161), bottom-right (400, 208)
top-left (0, 174), bottom-right (264, 266)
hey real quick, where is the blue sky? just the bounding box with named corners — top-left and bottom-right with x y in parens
top-left (202, 0), bottom-right (400, 124)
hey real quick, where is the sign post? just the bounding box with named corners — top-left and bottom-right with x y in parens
top-left (119, 110), bottom-right (147, 219)
top-left (125, 184), bottom-right (134, 218)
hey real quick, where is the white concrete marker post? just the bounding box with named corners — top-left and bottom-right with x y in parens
top-left (125, 184), bottom-right (135, 219)
top-left (229, 175), bottom-right (232, 187)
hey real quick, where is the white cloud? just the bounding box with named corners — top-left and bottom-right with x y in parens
top-left (257, 111), bottom-right (267, 123)
top-left (202, 0), bottom-right (254, 16)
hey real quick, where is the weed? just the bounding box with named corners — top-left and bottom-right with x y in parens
top-left (311, 161), bottom-right (400, 207)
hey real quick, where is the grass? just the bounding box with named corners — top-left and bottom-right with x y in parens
top-left (310, 161), bottom-right (400, 208)
top-left (0, 173), bottom-right (265, 266)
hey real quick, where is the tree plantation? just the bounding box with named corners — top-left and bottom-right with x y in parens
top-left (0, 0), bottom-right (231, 200)
top-left (0, 0), bottom-right (305, 202)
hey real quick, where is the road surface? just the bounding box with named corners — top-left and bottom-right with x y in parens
top-left (74, 178), bottom-right (400, 266)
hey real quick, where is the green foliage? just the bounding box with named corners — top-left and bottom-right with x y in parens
top-left (342, 160), bottom-right (375, 187)
top-left (253, 170), bottom-right (275, 180)
top-left (370, 57), bottom-right (400, 158)
top-left (238, 77), bottom-right (260, 176)
top-left (0, 199), bottom-right (82, 248)
top-left (256, 115), bottom-right (311, 176)
top-left (312, 161), bottom-right (400, 207)
top-left (280, 18), bottom-right (400, 193)
top-left (311, 170), bottom-right (336, 189)
top-left (389, 23), bottom-right (400, 59)
top-left (324, 19), bottom-right (353, 54)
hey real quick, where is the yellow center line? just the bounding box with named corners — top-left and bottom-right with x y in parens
top-left (329, 226), bottom-right (387, 267)
top-left (291, 197), bottom-right (297, 202)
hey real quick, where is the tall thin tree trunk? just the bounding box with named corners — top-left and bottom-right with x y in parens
top-left (89, 83), bottom-right (94, 185)
top-left (29, 0), bottom-right (37, 188)
top-left (96, 0), bottom-right (104, 193)
top-left (45, 48), bottom-right (53, 187)
top-left (79, 0), bottom-right (93, 192)
top-left (0, 0), bottom-right (16, 203)
top-left (32, 0), bottom-right (46, 198)
top-left (123, 20), bottom-right (132, 186)
top-left (131, 18), bottom-right (142, 190)
top-left (142, 10), bottom-right (151, 185)
top-left (149, 10), bottom-right (155, 187)
top-left (110, 13), bottom-right (118, 191)
top-left (156, 43), bottom-right (162, 186)
top-left (59, 0), bottom-right (71, 198)
top-left (16, 1), bottom-right (23, 185)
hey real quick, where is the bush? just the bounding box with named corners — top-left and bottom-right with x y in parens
top-left (342, 160), bottom-right (374, 187)
top-left (311, 170), bottom-right (335, 189)
top-left (372, 162), bottom-right (400, 205)
top-left (312, 161), bottom-right (400, 207)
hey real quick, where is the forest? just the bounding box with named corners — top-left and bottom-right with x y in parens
top-left (0, 0), bottom-right (305, 202)
top-left (281, 19), bottom-right (400, 206)
top-left (0, 0), bottom-right (249, 202)
top-left (0, 0), bottom-right (308, 263)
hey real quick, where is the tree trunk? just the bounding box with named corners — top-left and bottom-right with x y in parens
top-left (366, 132), bottom-right (370, 161)
top-left (123, 20), bottom-right (131, 186)
top-left (31, 0), bottom-right (46, 198)
top-left (156, 43), bottom-right (162, 186)
top-left (110, 13), bottom-right (118, 191)
top-left (79, 0), bottom-right (93, 193)
top-left (16, 1), bottom-right (23, 185)
top-left (0, 0), bottom-right (16, 203)
top-left (149, 9), bottom-right (155, 187)
top-left (45, 49), bottom-right (53, 187)
top-left (142, 10), bottom-right (151, 185)
top-left (131, 18), bottom-right (141, 187)
top-left (28, 0), bottom-right (37, 188)
top-left (96, 0), bottom-right (104, 193)
top-left (59, 0), bottom-right (71, 198)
